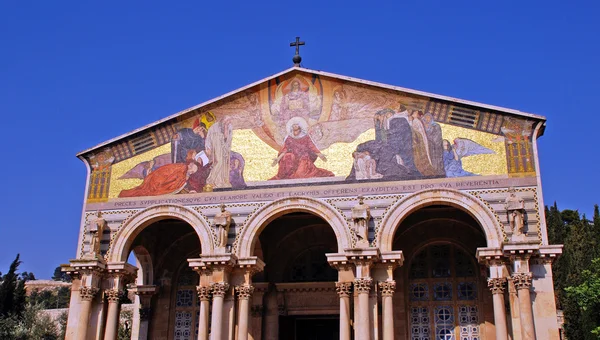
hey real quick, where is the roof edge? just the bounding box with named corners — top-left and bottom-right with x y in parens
top-left (77, 66), bottom-right (546, 157)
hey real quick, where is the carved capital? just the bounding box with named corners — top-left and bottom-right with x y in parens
top-left (211, 282), bottom-right (230, 298)
top-left (353, 277), bottom-right (373, 294)
top-left (512, 272), bottom-right (533, 290)
top-left (235, 284), bottom-right (254, 300)
top-left (196, 286), bottom-right (212, 301)
top-left (335, 281), bottom-right (353, 298)
top-left (139, 307), bottom-right (152, 321)
top-left (79, 286), bottom-right (99, 301)
top-left (251, 305), bottom-right (264, 317)
top-left (378, 280), bottom-right (396, 297)
top-left (105, 288), bottom-right (123, 303)
top-left (487, 277), bottom-right (507, 295)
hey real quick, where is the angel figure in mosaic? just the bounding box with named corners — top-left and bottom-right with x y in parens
top-left (442, 138), bottom-right (494, 177)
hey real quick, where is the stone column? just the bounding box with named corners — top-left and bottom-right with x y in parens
top-left (210, 282), bottom-right (229, 340)
top-left (336, 282), bottom-right (352, 340)
top-left (77, 286), bottom-right (98, 339)
top-left (197, 286), bottom-right (212, 340)
top-left (487, 277), bottom-right (508, 340)
top-left (103, 288), bottom-right (123, 340)
top-left (379, 281), bottom-right (396, 340)
top-left (354, 277), bottom-right (373, 340)
top-left (236, 284), bottom-right (254, 340)
top-left (513, 272), bottom-right (536, 340)
top-left (129, 285), bottom-right (157, 340)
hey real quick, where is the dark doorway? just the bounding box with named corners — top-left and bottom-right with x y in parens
top-left (279, 315), bottom-right (339, 340)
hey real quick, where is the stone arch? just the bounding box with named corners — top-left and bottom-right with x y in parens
top-left (377, 189), bottom-right (502, 251)
top-left (131, 245), bottom-right (153, 285)
top-left (109, 204), bottom-right (214, 263)
top-left (236, 196), bottom-right (352, 258)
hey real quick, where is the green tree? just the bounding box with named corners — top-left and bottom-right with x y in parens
top-left (0, 254), bottom-right (26, 317)
top-left (52, 266), bottom-right (71, 283)
top-left (565, 258), bottom-right (600, 338)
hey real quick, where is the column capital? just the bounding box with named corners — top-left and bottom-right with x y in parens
top-left (235, 284), bottom-right (255, 300)
top-left (251, 305), bottom-right (264, 317)
top-left (139, 307), bottom-right (152, 321)
top-left (335, 281), bottom-right (353, 298)
top-left (354, 277), bottom-right (373, 293)
top-left (105, 288), bottom-right (123, 303)
top-left (487, 277), bottom-right (507, 294)
top-left (378, 280), bottom-right (396, 297)
top-left (512, 272), bottom-right (533, 290)
top-left (211, 282), bottom-right (230, 297)
top-left (197, 286), bottom-right (212, 301)
top-left (79, 286), bottom-right (99, 301)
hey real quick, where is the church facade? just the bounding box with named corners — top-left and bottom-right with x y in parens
top-left (62, 66), bottom-right (562, 340)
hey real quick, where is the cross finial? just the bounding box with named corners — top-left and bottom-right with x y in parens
top-left (290, 36), bottom-right (305, 66)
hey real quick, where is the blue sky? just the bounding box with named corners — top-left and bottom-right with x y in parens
top-left (0, 1), bottom-right (598, 278)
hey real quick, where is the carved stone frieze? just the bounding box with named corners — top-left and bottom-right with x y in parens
top-left (512, 272), bottom-right (533, 290)
top-left (211, 282), bottom-right (230, 297)
top-left (487, 277), bottom-right (507, 295)
top-left (335, 282), bottom-right (352, 298)
top-left (354, 277), bottom-right (373, 294)
top-left (235, 284), bottom-right (255, 300)
top-left (378, 280), bottom-right (396, 297)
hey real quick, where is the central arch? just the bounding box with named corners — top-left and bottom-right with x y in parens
top-left (377, 188), bottom-right (503, 252)
top-left (235, 196), bottom-right (352, 258)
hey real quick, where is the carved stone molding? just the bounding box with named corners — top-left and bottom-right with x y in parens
top-left (487, 277), bottom-right (507, 295)
top-left (335, 282), bottom-right (352, 298)
top-left (378, 280), bottom-right (396, 297)
top-left (211, 282), bottom-right (230, 297)
top-left (353, 278), bottom-right (373, 294)
top-left (235, 284), bottom-right (255, 300)
top-left (105, 288), bottom-right (123, 303)
top-left (79, 286), bottom-right (99, 301)
top-left (512, 272), bottom-right (533, 290)
top-left (196, 286), bottom-right (212, 301)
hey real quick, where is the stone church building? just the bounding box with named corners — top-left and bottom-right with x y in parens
top-left (62, 64), bottom-right (562, 340)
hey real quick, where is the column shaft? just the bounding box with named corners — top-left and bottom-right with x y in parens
top-left (488, 278), bottom-right (508, 340)
top-left (514, 273), bottom-right (536, 340)
top-left (103, 289), bottom-right (122, 340)
top-left (236, 285), bottom-right (254, 340)
top-left (379, 281), bottom-right (396, 340)
top-left (354, 278), bottom-right (372, 340)
top-left (336, 282), bottom-right (352, 340)
top-left (210, 283), bottom-right (229, 340)
top-left (197, 286), bottom-right (211, 340)
top-left (77, 287), bottom-right (97, 339)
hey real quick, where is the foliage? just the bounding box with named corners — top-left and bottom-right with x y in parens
top-left (118, 309), bottom-right (133, 340)
top-left (0, 304), bottom-right (60, 340)
top-left (0, 254), bottom-right (26, 317)
top-left (58, 310), bottom-right (68, 340)
top-left (29, 286), bottom-right (70, 309)
top-left (547, 203), bottom-right (600, 339)
top-left (52, 266), bottom-right (71, 283)
top-left (565, 258), bottom-right (600, 338)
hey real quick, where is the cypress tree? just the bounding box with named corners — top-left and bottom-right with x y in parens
top-left (0, 254), bottom-right (21, 317)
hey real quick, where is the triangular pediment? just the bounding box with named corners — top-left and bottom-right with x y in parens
top-left (82, 67), bottom-right (544, 203)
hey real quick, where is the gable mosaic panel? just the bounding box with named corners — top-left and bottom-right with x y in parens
top-left (85, 71), bottom-right (536, 202)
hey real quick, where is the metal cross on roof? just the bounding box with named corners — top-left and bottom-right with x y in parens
top-left (290, 37), bottom-right (305, 66)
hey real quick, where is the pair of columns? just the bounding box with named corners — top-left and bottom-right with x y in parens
top-left (196, 282), bottom-right (255, 340)
top-left (335, 278), bottom-right (396, 340)
top-left (76, 286), bottom-right (123, 340)
top-left (488, 272), bottom-right (535, 340)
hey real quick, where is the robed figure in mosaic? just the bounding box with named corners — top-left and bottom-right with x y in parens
top-left (271, 117), bottom-right (334, 180)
